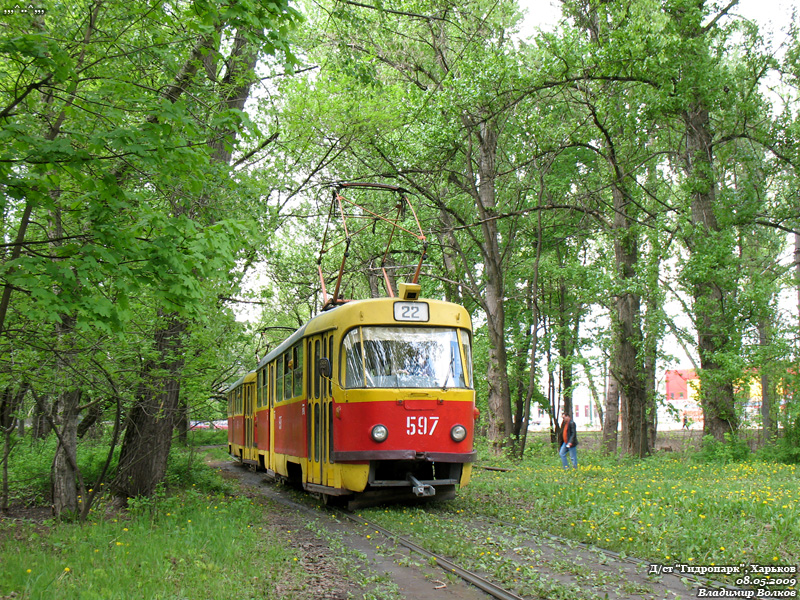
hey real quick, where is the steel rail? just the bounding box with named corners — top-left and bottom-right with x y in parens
top-left (236, 472), bottom-right (525, 599)
top-left (338, 510), bottom-right (525, 600)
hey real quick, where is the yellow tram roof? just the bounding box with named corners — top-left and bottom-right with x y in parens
top-left (226, 370), bottom-right (257, 393)
top-left (255, 296), bottom-right (472, 372)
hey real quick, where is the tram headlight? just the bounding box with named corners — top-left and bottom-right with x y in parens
top-left (371, 424), bottom-right (389, 443)
top-left (450, 424), bottom-right (467, 442)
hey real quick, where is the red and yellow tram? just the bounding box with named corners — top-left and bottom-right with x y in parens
top-left (227, 283), bottom-right (477, 506)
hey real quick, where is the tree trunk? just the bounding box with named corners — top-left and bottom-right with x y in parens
top-left (758, 320), bottom-right (775, 441)
top-left (557, 278), bottom-right (575, 418)
top-left (644, 344), bottom-right (658, 453)
top-left (611, 180), bottom-right (648, 457)
top-left (176, 398), bottom-right (189, 445)
top-left (602, 366), bottom-right (620, 454)
top-left (796, 232), bottom-right (800, 347)
top-left (684, 102), bottom-right (737, 440)
top-left (620, 387), bottom-right (629, 452)
top-left (114, 316), bottom-right (186, 498)
top-left (52, 389), bottom-right (81, 518)
top-left (1, 384), bottom-right (27, 513)
top-left (473, 120), bottom-right (513, 452)
top-left (436, 216), bottom-right (463, 304)
top-left (114, 25), bottom-right (261, 498)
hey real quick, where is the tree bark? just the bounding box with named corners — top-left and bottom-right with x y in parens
top-left (1, 384), bottom-right (27, 513)
top-left (683, 102), bottom-right (737, 440)
top-left (52, 388), bottom-right (81, 518)
top-left (472, 120), bottom-right (513, 452)
top-left (114, 316), bottom-right (186, 498)
top-left (758, 320), bottom-right (775, 441)
top-left (602, 365), bottom-right (620, 454)
top-left (796, 232), bottom-right (800, 347)
top-left (610, 180), bottom-right (648, 457)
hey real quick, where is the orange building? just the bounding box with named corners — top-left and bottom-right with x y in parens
top-left (663, 369), bottom-right (776, 430)
top-left (664, 369), bottom-right (704, 430)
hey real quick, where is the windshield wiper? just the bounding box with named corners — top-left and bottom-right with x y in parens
top-left (441, 353), bottom-right (455, 391)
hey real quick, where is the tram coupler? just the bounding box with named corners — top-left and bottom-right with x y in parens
top-left (407, 474), bottom-right (435, 497)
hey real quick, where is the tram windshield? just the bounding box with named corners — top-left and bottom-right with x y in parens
top-left (342, 326), bottom-right (472, 389)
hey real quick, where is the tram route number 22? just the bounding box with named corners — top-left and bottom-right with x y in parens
top-left (406, 416), bottom-right (439, 436)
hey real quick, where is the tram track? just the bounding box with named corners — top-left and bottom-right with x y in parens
top-left (218, 458), bottom-right (729, 600)
top-left (337, 510), bottom-right (525, 600)
top-left (221, 460), bottom-right (520, 599)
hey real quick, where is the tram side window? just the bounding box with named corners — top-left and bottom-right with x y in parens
top-left (344, 333), bottom-right (364, 388)
top-left (283, 351), bottom-right (292, 400)
top-left (261, 365), bottom-right (270, 406)
top-left (293, 344), bottom-right (303, 398)
top-left (276, 355), bottom-right (284, 402)
top-left (314, 340), bottom-right (321, 399)
top-left (269, 362), bottom-right (275, 405)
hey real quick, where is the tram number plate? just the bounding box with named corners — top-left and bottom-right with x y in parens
top-left (394, 302), bottom-right (429, 322)
top-left (407, 416), bottom-right (439, 436)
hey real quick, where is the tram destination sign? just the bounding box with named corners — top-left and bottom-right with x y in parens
top-left (393, 301), bottom-right (430, 322)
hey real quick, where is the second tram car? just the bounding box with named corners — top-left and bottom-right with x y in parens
top-left (227, 283), bottom-right (477, 506)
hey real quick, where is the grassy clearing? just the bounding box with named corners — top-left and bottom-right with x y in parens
top-left (0, 446), bottom-right (308, 600)
top-left (462, 446), bottom-right (799, 574)
top-left (463, 453), bottom-right (800, 565)
top-left (359, 444), bottom-right (799, 594)
top-left (3, 432), bottom-right (798, 598)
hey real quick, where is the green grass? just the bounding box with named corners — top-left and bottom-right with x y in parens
top-left (464, 453), bottom-right (800, 565)
top-left (0, 442), bottom-right (310, 600)
top-left (3, 433), bottom-right (798, 598)
top-left (463, 447), bottom-right (799, 574)
top-left (357, 445), bottom-right (799, 592)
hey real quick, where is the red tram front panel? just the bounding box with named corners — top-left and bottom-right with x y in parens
top-left (331, 394), bottom-right (475, 461)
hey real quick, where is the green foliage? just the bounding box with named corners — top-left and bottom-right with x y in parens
top-left (0, 429), bottom-right (308, 598)
top-left (696, 433), bottom-right (752, 464)
top-left (3, 426), bottom-right (229, 507)
top-left (182, 428), bottom-right (228, 447)
top-left (3, 436), bottom-right (55, 506)
top-left (0, 0), bottom-right (303, 509)
top-left (758, 400), bottom-right (800, 465)
top-left (165, 445), bottom-right (234, 494)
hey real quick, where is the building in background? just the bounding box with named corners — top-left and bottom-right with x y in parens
top-left (663, 369), bottom-right (703, 430)
top-left (662, 369), bottom-right (776, 431)
top-left (526, 368), bottom-right (779, 434)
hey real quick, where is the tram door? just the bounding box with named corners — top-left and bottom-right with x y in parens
top-left (307, 334), bottom-right (333, 486)
top-left (321, 333), bottom-right (333, 487)
top-left (244, 383), bottom-right (255, 461)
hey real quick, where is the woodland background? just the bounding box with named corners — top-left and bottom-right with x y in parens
top-left (1, 0), bottom-right (800, 518)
